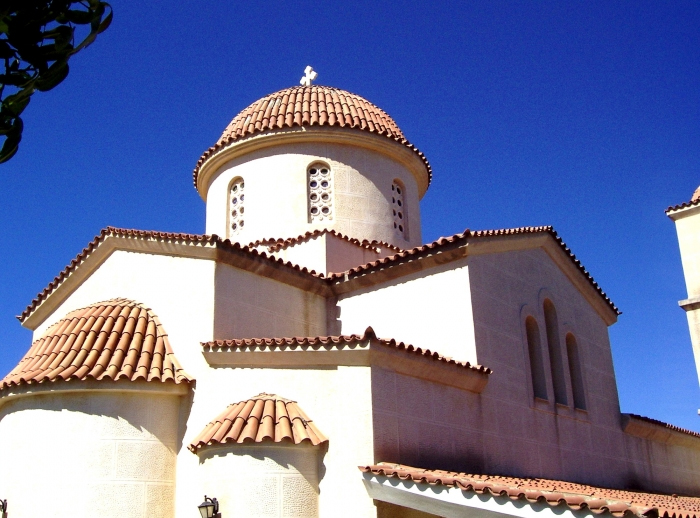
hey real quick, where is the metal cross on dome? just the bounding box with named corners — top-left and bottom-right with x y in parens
top-left (300, 66), bottom-right (318, 86)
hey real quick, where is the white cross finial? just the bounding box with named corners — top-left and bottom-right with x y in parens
top-left (300, 66), bottom-right (318, 86)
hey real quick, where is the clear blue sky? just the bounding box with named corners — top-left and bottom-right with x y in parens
top-left (1, 1), bottom-right (699, 429)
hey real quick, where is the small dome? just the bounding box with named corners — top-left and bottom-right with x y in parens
top-left (1, 298), bottom-right (192, 389)
top-left (188, 393), bottom-right (327, 453)
top-left (193, 85), bottom-right (431, 189)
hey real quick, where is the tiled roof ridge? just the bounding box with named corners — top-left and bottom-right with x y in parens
top-left (326, 226), bottom-right (620, 315)
top-left (201, 326), bottom-right (492, 374)
top-left (360, 463), bottom-right (700, 518)
top-left (627, 413), bottom-right (700, 440)
top-left (192, 84), bottom-right (432, 190)
top-left (19, 225), bottom-right (619, 324)
top-left (2, 298), bottom-right (193, 391)
top-left (17, 226), bottom-right (331, 324)
top-left (188, 392), bottom-right (327, 452)
top-left (666, 198), bottom-right (700, 214)
top-left (248, 228), bottom-right (403, 253)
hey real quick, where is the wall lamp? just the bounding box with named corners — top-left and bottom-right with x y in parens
top-left (198, 495), bottom-right (219, 518)
top-left (0, 499), bottom-right (6, 517)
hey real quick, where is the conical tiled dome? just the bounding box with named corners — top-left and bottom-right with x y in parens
top-left (193, 85), bottom-right (431, 189)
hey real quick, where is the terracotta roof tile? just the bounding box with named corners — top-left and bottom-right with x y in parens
top-left (202, 326), bottom-right (492, 375)
top-left (247, 229), bottom-right (403, 253)
top-left (3, 298), bottom-right (192, 389)
top-left (327, 226), bottom-right (620, 315)
top-left (361, 463), bottom-right (700, 518)
top-left (188, 393), bottom-right (327, 452)
top-left (193, 85), bottom-right (432, 190)
top-left (666, 198), bottom-right (700, 213)
top-left (17, 227), bottom-right (329, 323)
top-left (626, 413), bottom-right (700, 440)
top-left (19, 226), bottom-right (618, 324)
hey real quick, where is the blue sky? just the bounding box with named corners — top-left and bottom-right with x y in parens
top-left (1, 1), bottom-right (699, 429)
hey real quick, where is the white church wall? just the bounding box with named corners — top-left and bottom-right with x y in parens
top-left (176, 365), bottom-right (377, 517)
top-left (197, 444), bottom-right (321, 518)
top-left (205, 141), bottom-right (422, 249)
top-left (672, 206), bottom-right (700, 299)
top-left (213, 262), bottom-right (327, 340)
top-left (0, 391), bottom-right (180, 518)
top-left (31, 250), bottom-right (216, 373)
top-left (336, 259), bottom-right (478, 364)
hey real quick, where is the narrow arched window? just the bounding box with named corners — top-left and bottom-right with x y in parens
top-left (525, 316), bottom-right (548, 400)
top-left (391, 180), bottom-right (408, 239)
top-left (308, 163), bottom-right (333, 222)
top-left (228, 177), bottom-right (245, 237)
top-left (566, 333), bottom-right (586, 410)
top-left (544, 299), bottom-right (567, 405)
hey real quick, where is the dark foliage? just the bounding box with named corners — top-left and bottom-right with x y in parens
top-left (0, 0), bottom-right (112, 163)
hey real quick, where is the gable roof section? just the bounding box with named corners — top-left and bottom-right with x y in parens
top-left (328, 227), bottom-right (620, 319)
top-left (361, 463), bottom-right (700, 518)
top-left (2, 298), bottom-right (192, 391)
top-left (188, 393), bottom-right (327, 453)
top-left (17, 227), bottom-right (331, 327)
top-left (18, 226), bottom-right (618, 328)
top-left (248, 228), bottom-right (402, 254)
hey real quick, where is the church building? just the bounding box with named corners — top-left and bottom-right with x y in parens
top-left (2, 71), bottom-right (700, 518)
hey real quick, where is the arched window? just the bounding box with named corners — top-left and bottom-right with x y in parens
top-left (543, 299), bottom-right (567, 405)
top-left (228, 177), bottom-right (245, 237)
top-left (566, 333), bottom-right (586, 410)
top-left (391, 180), bottom-right (408, 239)
top-left (308, 163), bottom-right (333, 222)
top-left (525, 316), bottom-right (548, 400)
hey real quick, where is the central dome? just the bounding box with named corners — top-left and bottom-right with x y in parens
top-left (193, 85), bottom-right (431, 189)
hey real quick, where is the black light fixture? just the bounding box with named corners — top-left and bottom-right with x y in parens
top-left (0, 499), bottom-right (6, 517)
top-left (198, 495), bottom-right (219, 518)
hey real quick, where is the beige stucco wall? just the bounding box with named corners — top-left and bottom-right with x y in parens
top-left (337, 260), bottom-right (478, 363)
top-left (213, 262), bottom-right (327, 340)
top-left (196, 444), bottom-right (321, 517)
top-left (177, 365), bottom-right (377, 517)
top-left (268, 234), bottom-right (385, 276)
top-left (370, 247), bottom-right (700, 496)
top-left (673, 207), bottom-right (700, 299)
top-left (204, 141), bottom-right (422, 249)
top-left (0, 391), bottom-right (181, 518)
top-left (32, 250), bottom-right (217, 377)
top-left (670, 207), bottom-right (700, 385)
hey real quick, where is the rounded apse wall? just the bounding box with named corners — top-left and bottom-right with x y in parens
top-left (0, 391), bottom-right (181, 518)
top-left (204, 139), bottom-right (423, 250)
top-left (196, 443), bottom-right (321, 518)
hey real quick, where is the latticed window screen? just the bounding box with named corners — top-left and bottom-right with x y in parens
top-left (392, 180), bottom-right (408, 238)
top-left (229, 178), bottom-right (245, 237)
top-left (308, 163), bottom-right (333, 222)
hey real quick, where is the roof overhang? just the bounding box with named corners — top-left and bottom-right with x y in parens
top-left (363, 473), bottom-right (606, 518)
top-left (202, 329), bottom-right (490, 393)
top-left (195, 126), bottom-right (431, 201)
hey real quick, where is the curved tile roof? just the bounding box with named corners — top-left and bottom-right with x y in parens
top-left (202, 326), bottom-right (492, 375)
top-left (189, 393), bottom-right (327, 453)
top-left (193, 85), bottom-right (432, 189)
top-left (18, 225), bottom-right (618, 324)
top-left (3, 298), bottom-right (192, 390)
top-left (361, 463), bottom-right (700, 518)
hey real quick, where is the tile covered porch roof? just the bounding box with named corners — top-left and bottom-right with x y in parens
top-left (361, 463), bottom-right (700, 518)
